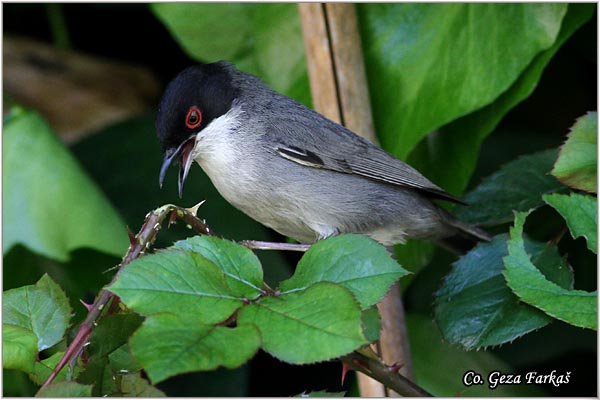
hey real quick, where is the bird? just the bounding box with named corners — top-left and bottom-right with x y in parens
top-left (156, 61), bottom-right (490, 248)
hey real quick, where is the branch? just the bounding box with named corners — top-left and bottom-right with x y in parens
top-left (39, 203), bottom-right (213, 391)
top-left (39, 203), bottom-right (427, 397)
top-left (340, 351), bottom-right (432, 397)
top-left (239, 240), bottom-right (311, 252)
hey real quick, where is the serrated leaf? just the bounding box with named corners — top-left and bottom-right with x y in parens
top-left (395, 240), bottom-right (437, 288)
top-left (151, 3), bottom-right (309, 104)
top-left (280, 235), bottom-right (408, 309)
top-left (35, 381), bottom-right (92, 397)
top-left (3, 325), bottom-right (37, 373)
top-left (174, 236), bottom-right (263, 298)
top-left (109, 249), bottom-right (243, 324)
top-left (3, 274), bottom-right (72, 351)
top-left (534, 244), bottom-right (575, 290)
top-left (434, 234), bottom-right (573, 350)
top-left (454, 149), bottom-right (565, 226)
top-left (552, 111), bottom-right (598, 192)
top-left (30, 351), bottom-right (68, 386)
top-left (3, 107), bottom-right (127, 261)
top-left (117, 373), bottom-right (166, 397)
top-left (87, 313), bottom-right (144, 361)
top-left (544, 193), bottom-right (597, 254)
top-left (361, 305), bottom-right (381, 343)
top-left (503, 211), bottom-right (597, 330)
top-left (78, 345), bottom-right (147, 397)
top-left (238, 282), bottom-right (368, 364)
top-left (76, 357), bottom-right (117, 397)
top-left (108, 344), bottom-right (142, 374)
top-left (130, 313), bottom-right (260, 384)
top-left (408, 314), bottom-right (545, 396)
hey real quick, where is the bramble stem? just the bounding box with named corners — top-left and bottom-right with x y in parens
top-left (340, 351), bottom-right (432, 397)
top-left (39, 204), bottom-right (212, 390)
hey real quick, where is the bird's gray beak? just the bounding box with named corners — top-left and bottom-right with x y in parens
top-left (159, 136), bottom-right (197, 198)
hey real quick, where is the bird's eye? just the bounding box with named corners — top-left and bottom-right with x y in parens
top-left (185, 106), bottom-right (202, 129)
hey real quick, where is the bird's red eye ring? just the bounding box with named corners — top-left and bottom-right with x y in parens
top-left (185, 106), bottom-right (202, 129)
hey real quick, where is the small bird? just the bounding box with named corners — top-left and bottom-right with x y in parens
top-left (156, 61), bottom-right (489, 247)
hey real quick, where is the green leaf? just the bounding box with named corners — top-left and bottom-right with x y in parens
top-left (3, 325), bottom-right (38, 373)
top-left (361, 305), bottom-right (382, 343)
top-left (3, 245), bottom-right (123, 326)
top-left (552, 111), bottom-right (598, 192)
top-left (130, 313), bottom-right (260, 384)
top-left (406, 4), bottom-right (594, 198)
top-left (2, 107), bottom-right (128, 261)
top-left (79, 329), bottom-right (148, 397)
top-left (107, 345), bottom-right (142, 374)
top-left (35, 381), bottom-right (92, 397)
top-left (109, 249), bottom-right (243, 324)
top-left (78, 358), bottom-right (164, 397)
top-left (4, 369), bottom-right (38, 397)
top-left (390, 4), bottom-right (594, 268)
top-left (454, 149), bottom-right (565, 226)
top-left (174, 236), bottom-right (263, 298)
top-left (238, 282), bottom-right (368, 364)
top-left (534, 244), bottom-right (575, 290)
top-left (395, 240), bottom-right (436, 272)
top-left (152, 4), bottom-right (251, 63)
top-left (544, 193), bottom-right (597, 254)
top-left (408, 314), bottom-right (545, 396)
top-left (503, 211), bottom-right (597, 330)
top-left (30, 351), bottom-right (68, 386)
top-left (151, 3), bottom-right (309, 104)
top-left (251, 4), bottom-right (309, 103)
top-left (435, 234), bottom-right (573, 350)
top-left (280, 235), bottom-right (408, 309)
top-left (76, 357), bottom-right (117, 397)
top-left (360, 3), bottom-right (567, 161)
top-left (87, 313), bottom-right (144, 360)
top-left (3, 274), bottom-right (72, 351)
top-left (117, 373), bottom-right (166, 397)
top-left (395, 240), bottom-right (437, 291)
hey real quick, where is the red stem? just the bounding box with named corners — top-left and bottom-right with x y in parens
top-left (39, 204), bottom-right (212, 391)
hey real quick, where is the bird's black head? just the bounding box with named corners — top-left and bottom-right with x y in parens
top-left (156, 62), bottom-right (239, 196)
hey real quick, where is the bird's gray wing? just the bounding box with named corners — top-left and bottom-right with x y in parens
top-left (271, 115), bottom-right (465, 204)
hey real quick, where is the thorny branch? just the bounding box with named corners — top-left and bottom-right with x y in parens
top-left (39, 203), bottom-right (431, 397)
top-left (341, 351), bottom-right (432, 397)
top-left (39, 203), bottom-right (213, 390)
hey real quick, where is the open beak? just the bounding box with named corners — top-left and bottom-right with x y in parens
top-left (159, 136), bottom-right (197, 198)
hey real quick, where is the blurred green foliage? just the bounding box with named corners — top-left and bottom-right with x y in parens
top-left (3, 108), bottom-right (128, 261)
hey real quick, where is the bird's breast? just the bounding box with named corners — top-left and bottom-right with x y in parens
top-left (194, 143), bottom-right (323, 243)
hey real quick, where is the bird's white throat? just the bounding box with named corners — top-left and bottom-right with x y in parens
top-left (191, 104), bottom-right (245, 167)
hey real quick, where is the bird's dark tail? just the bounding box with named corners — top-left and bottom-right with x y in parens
top-left (436, 217), bottom-right (492, 254)
top-left (447, 218), bottom-right (492, 242)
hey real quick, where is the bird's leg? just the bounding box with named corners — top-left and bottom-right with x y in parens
top-left (238, 240), bottom-right (311, 252)
top-left (240, 226), bottom-right (341, 252)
